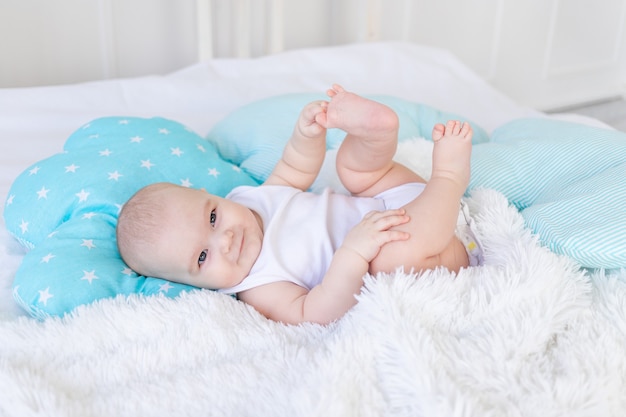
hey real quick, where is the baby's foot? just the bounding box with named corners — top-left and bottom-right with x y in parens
top-left (317, 84), bottom-right (398, 136)
top-left (296, 101), bottom-right (328, 139)
top-left (430, 121), bottom-right (473, 188)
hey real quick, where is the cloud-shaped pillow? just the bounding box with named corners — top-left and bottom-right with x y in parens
top-left (4, 117), bottom-right (258, 318)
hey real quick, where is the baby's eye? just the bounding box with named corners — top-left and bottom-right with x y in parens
top-left (210, 209), bottom-right (216, 227)
top-left (198, 250), bottom-right (207, 265)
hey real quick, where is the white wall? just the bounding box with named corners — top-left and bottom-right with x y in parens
top-left (0, 0), bottom-right (198, 86)
top-left (1, 0), bottom-right (625, 110)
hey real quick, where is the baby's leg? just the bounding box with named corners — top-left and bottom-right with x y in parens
top-left (320, 84), bottom-right (424, 196)
top-left (370, 121), bottom-right (473, 274)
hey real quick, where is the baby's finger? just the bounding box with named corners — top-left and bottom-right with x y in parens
top-left (381, 229), bottom-right (410, 243)
top-left (371, 210), bottom-right (410, 229)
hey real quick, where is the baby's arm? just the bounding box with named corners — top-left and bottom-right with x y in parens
top-left (264, 101), bottom-right (328, 191)
top-left (237, 209), bottom-right (409, 324)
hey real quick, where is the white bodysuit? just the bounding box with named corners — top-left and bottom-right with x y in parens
top-left (219, 183), bottom-right (427, 294)
top-left (219, 183), bottom-right (482, 295)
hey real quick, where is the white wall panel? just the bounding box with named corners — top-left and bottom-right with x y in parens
top-left (0, 1), bottom-right (105, 86)
top-left (0, 0), bottom-right (198, 87)
top-left (405, 0), bottom-right (502, 79)
top-left (109, 0), bottom-right (197, 78)
top-left (0, 0), bottom-right (625, 110)
top-left (545, 0), bottom-right (624, 75)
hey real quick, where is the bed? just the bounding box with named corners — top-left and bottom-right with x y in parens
top-left (1, 41), bottom-right (625, 416)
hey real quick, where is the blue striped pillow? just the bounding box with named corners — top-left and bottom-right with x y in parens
top-left (469, 118), bottom-right (626, 269)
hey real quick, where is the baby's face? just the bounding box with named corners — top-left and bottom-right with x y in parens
top-left (138, 186), bottom-right (264, 290)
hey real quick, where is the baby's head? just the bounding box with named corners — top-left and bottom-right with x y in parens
top-left (116, 182), bottom-right (173, 278)
top-left (116, 182), bottom-right (263, 290)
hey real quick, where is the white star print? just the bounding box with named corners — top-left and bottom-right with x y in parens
top-left (37, 186), bottom-right (50, 199)
top-left (19, 220), bottom-right (28, 234)
top-left (159, 282), bottom-right (174, 293)
top-left (130, 136), bottom-right (143, 143)
top-left (38, 287), bottom-right (54, 305)
top-left (29, 166), bottom-right (40, 175)
top-left (140, 160), bottom-right (155, 170)
top-left (81, 239), bottom-right (96, 250)
top-left (159, 128), bottom-right (170, 135)
top-left (180, 178), bottom-right (192, 187)
top-left (89, 134), bottom-right (99, 139)
top-left (119, 119), bottom-right (129, 125)
top-left (196, 144), bottom-right (206, 153)
top-left (121, 267), bottom-right (134, 276)
top-left (82, 123), bottom-right (91, 129)
top-left (40, 253), bottom-right (55, 263)
top-left (48, 231), bottom-right (58, 238)
top-left (65, 164), bottom-right (79, 173)
top-left (82, 212), bottom-right (97, 219)
top-left (232, 166), bottom-right (241, 173)
top-left (208, 168), bottom-right (220, 178)
top-left (115, 203), bottom-right (123, 214)
top-left (6, 195), bottom-right (14, 206)
top-left (108, 171), bottom-right (123, 181)
top-left (171, 147), bottom-right (184, 156)
top-left (99, 149), bottom-right (112, 156)
top-left (75, 189), bottom-right (90, 202)
top-left (81, 270), bottom-right (98, 284)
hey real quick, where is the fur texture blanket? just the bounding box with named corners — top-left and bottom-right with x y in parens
top-left (1, 140), bottom-right (625, 417)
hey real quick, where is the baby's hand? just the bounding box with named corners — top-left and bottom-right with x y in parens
top-left (297, 101), bottom-right (328, 138)
top-left (342, 209), bottom-right (410, 263)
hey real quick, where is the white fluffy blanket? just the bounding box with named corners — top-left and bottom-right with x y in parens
top-left (1, 139), bottom-right (625, 416)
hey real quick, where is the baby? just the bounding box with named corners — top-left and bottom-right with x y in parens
top-left (116, 85), bottom-right (483, 324)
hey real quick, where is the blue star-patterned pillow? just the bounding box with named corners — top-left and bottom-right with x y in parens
top-left (4, 117), bottom-right (258, 318)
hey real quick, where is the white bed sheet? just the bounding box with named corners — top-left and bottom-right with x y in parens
top-left (0, 41), bottom-right (611, 320)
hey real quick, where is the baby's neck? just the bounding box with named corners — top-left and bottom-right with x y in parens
top-left (251, 209), bottom-right (264, 232)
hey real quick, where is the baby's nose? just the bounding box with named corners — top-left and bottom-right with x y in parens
top-left (217, 230), bottom-right (234, 252)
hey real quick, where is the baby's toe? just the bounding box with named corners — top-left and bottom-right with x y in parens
top-left (445, 120), bottom-right (457, 134)
top-left (332, 83), bottom-right (346, 93)
top-left (432, 123), bottom-right (446, 142)
top-left (460, 122), bottom-right (473, 139)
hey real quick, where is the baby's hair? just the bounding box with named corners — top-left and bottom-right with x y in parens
top-left (116, 182), bottom-right (177, 273)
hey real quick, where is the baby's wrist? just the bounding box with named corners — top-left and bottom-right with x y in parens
top-left (338, 245), bottom-right (370, 264)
